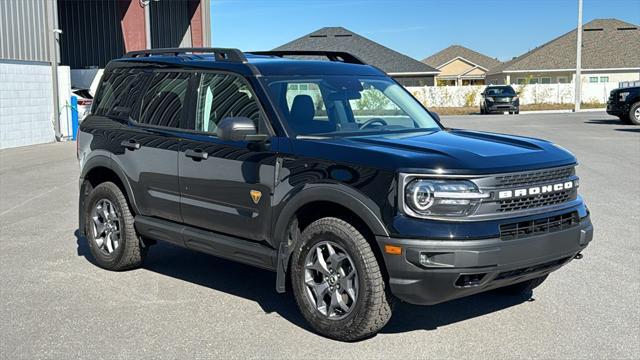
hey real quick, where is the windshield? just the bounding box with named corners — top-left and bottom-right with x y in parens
top-left (260, 75), bottom-right (441, 137)
top-left (485, 86), bottom-right (516, 96)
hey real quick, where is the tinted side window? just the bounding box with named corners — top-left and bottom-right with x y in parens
top-left (139, 72), bottom-right (190, 128)
top-left (93, 69), bottom-right (144, 118)
top-left (194, 73), bottom-right (261, 133)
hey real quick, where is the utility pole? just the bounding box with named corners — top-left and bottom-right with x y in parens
top-left (574, 0), bottom-right (583, 112)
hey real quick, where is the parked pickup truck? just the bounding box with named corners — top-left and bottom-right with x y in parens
top-left (607, 85), bottom-right (640, 125)
top-left (77, 48), bottom-right (593, 341)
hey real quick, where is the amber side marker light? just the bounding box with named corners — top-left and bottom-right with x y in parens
top-left (384, 244), bottom-right (402, 255)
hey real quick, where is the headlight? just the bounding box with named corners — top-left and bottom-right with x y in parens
top-left (619, 92), bottom-right (630, 102)
top-left (485, 96), bottom-right (494, 102)
top-left (403, 178), bottom-right (489, 218)
top-left (512, 95), bottom-right (519, 101)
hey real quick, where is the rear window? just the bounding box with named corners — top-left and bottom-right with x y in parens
top-left (93, 69), bottom-right (146, 119)
top-left (138, 72), bottom-right (190, 128)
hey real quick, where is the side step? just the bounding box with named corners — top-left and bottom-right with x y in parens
top-left (135, 216), bottom-right (277, 271)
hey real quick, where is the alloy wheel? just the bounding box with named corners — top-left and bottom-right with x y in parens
top-left (303, 241), bottom-right (359, 320)
top-left (635, 107), bottom-right (639, 121)
top-left (91, 199), bottom-right (121, 255)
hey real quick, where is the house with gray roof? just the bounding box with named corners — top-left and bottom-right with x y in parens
top-left (422, 45), bottom-right (501, 86)
top-left (486, 18), bottom-right (640, 85)
top-left (274, 27), bottom-right (439, 86)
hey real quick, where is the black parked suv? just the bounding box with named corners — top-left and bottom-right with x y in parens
top-left (480, 85), bottom-right (520, 114)
top-left (606, 85), bottom-right (640, 125)
top-left (78, 48), bottom-right (593, 341)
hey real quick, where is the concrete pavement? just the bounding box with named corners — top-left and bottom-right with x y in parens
top-left (0, 111), bottom-right (638, 359)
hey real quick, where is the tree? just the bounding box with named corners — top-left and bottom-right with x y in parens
top-left (355, 89), bottom-right (390, 111)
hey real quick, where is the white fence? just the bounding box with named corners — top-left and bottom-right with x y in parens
top-left (406, 83), bottom-right (619, 107)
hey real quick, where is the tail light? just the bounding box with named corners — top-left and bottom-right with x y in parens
top-left (77, 99), bottom-right (93, 106)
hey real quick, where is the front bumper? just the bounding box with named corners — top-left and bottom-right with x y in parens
top-left (486, 101), bottom-right (519, 112)
top-left (377, 216), bottom-right (593, 305)
top-left (606, 101), bottom-right (629, 116)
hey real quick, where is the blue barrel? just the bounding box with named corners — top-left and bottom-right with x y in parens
top-left (71, 96), bottom-right (78, 141)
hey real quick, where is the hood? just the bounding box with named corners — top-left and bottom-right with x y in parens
top-left (292, 129), bottom-right (576, 175)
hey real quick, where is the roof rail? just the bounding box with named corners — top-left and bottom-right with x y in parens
top-left (247, 51), bottom-right (366, 65)
top-left (124, 48), bottom-right (247, 63)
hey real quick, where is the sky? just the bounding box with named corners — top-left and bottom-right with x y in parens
top-left (211, 0), bottom-right (640, 62)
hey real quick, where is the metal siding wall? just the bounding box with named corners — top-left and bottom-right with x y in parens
top-left (57, 0), bottom-right (124, 69)
top-left (0, 0), bottom-right (48, 62)
top-left (150, 0), bottom-right (193, 48)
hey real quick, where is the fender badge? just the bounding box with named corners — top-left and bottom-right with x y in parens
top-left (250, 190), bottom-right (262, 204)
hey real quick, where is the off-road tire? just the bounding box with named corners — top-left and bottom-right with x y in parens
top-left (84, 181), bottom-right (145, 270)
top-left (628, 102), bottom-right (640, 125)
top-left (495, 275), bottom-right (548, 295)
top-left (291, 217), bottom-right (393, 341)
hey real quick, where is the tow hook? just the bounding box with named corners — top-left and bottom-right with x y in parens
top-left (574, 253), bottom-right (584, 260)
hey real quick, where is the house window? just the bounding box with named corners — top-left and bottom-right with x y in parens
top-left (517, 78), bottom-right (527, 84)
top-left (600, 76), bottom-right (609, 83)
top-left (557, 77), bottom-right (569, 83)
top-left (541, 77), bottom-right (551, 84)
top-left (589, 77), bottom-right (598, 83)
top-left (529, 78), bottom-right (539, 84)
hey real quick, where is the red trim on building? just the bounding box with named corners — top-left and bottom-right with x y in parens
top-left (190, 0), bottom-right (203, 47)
top-left (118, 0), bottom-right (146, 52)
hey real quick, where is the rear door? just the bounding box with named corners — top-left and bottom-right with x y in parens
top-left (106, 69), bottom-right (190, 223)
top-left (178, 71), bottom-right (277, 242)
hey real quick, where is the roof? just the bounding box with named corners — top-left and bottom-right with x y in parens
top-left (422, 45), bottom-right (502, 70)
top-left (274, 27), bottom-right (439, 75)
top-left (488, 18), bottom-right (640, 75)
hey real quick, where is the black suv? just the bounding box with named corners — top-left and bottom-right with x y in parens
top-left (480, 85), bottom-right (520, 114)
top-left (78, 48), bottom-right (593, 341)
top-left (606, 85), bottom-right (640, 125)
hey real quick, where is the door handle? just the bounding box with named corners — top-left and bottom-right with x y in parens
top-left (120, 139), bottom-right (140, 150)
top-left (185, 148), bottom-right (209, 160)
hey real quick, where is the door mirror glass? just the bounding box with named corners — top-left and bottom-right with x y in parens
top-left (217, 117), bottom-right (267, 142)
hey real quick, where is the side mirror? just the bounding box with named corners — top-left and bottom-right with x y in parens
top-left (428, 110), bottom-right (441, 122)
top-left (480, 92), bottom-right (485, 96)
top-left (216, 117), bottom-right (268, 142)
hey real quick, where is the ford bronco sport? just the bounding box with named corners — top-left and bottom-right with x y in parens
top-left (78, 48), bottom-right (593, 341)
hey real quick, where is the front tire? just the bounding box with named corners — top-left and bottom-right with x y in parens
top-left (84, 182), bottom-right (145, 271)
top-left (495, 275), bottom-right (548, 295)
top-left (628, 102), bottom-right (640, 125)
top-left (291, 217), bottom-right (393, 341)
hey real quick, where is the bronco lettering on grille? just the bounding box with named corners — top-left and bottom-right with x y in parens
top-left (498, 181), bottom-right (576, 199)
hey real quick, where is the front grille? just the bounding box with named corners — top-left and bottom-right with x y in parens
top-left (500, 211), bottom-right (579, 240)
top-left (494, 256), bottom-right (572, 281)
top-left (494, 166), bottom-right (575, 187)
top-left (497, 188), bottom-right (577, 212)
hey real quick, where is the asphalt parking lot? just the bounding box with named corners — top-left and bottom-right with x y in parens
top-left (1, 111), bottom-right (638, 359)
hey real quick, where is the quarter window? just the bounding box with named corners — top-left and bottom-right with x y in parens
top-left (194, 73), bottom-right (262, 134)
top-left (93, 69), bottom-right (146, 119)
top-left (139, 72), bottom-right (190, 128)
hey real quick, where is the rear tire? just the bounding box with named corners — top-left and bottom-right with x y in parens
top-left (291, 217), bottom-right (393, 341)
top-left (84, 182), bottom-right (145, 271)
top-left (628, 102), bottom-right (640, 125)
top-left (495, 275), bottom-right (548, 295)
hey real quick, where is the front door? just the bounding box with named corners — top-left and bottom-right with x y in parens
top-left (179, 72), bottom-right (277, 242)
